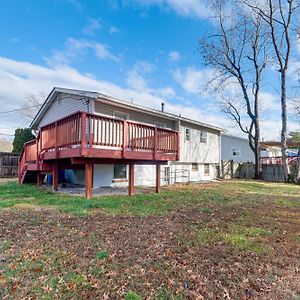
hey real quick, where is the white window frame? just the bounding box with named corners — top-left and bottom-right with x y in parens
top-left (232, 147), bottom-right (241, 158)
top-left (113, 110), bottom-right (129, 120)
top-left (200, 131), bottom-right (207, 143)
top-left (204, 164), bottom-right (210, 176)
top-left (185, 128), bottom-right (191, 142)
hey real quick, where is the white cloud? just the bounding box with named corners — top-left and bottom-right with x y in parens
top-left (109, 26), bottom-right (119, 35)
top-left (127, 0), bottom-right (209, 19)
top-left (82, 18), bottom-right (102, 36)
top-left (47, 38), bottom-right (119, 65)
top-left (168, 51), bottom-right (180, 62)
top-left (173, 67), bottom-right (209, 94)
top-left (0, 56), bottom-right (295, 140)
top-left (125, 61), bottom-right (156, 91)
top-left (126, 69), bottom-right (149, 91)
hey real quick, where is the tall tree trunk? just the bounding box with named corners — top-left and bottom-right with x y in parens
top-left (254, 127), bottom-right (261, 179)
top-left (295, 148), bottom-right (300, 183)
top-left (281, 72), bottom-right (289, 181)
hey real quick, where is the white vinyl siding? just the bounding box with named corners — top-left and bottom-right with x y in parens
top-left (221, 135), bottom-right (255, 163)
top-left (38, 94), bottom-right (93, 128)
top-left (94, 101), bottom-right (176, 130)
top-left (179, 122), bottom-right (220, 164)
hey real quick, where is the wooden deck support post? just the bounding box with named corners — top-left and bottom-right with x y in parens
top-left (85, 163), bottom-right (93, 199)
top-left (53, 161), bottom-right (58, 192)
top-left (156, 164), bottom-right (161, 193)
top-left (37, 173), bottom-right (43, 186)
top-left (128, 163), bottom-right (135, 196)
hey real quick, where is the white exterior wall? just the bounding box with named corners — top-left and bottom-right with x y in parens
top-left (221, 135), bottom-right (255, 163)
top-left (38, 94), bottom-right (94, 128)
top-left (180, 122), bottom-right (220, 163)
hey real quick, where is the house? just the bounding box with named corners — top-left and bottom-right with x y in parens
top-left (221, 134), bottom-right (254, 163)
top-left (260, 141), bottom-right (300, 165)
top-left (19, 87), bottom-right (224, 198)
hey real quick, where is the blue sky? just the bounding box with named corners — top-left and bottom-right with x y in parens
top-left (0, 0), bottom-right (298, 140)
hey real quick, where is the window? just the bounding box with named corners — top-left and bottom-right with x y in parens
top-left (114, 111), bottom-right (129, 120)
top-left (164, 166), bottom-right (170, 183)
top-left (113, 164), bottom-right (127, 179)
top-left (232, 147), bottom-right (241, 157)
top-left (200, 131), bottom-right (207, 143)
top-left (185, 128), bottom-right (191, 142)
top-left (204, 164), bottom-right (210, 175)
top-left (154, 122), bottom-right (166, 129)
top-left (192, 163), bottom-right (198, 171)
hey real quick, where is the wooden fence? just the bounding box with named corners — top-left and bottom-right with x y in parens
top-left (220, 160), bottom-right (255, 179)
top-left (0, 152), bottom-right (19, 178)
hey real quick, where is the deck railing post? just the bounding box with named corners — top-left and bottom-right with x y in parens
top-left (153, 127), bottom-right (157, 160)
top-left (40, 130), bottom-right (43, 162)
top-left (36, 139), bottom-right (39, 170)
top-left (176, 131), bottom-right (180, 160)
top-left (122, 120), bottom-right (128, 159)
top-left (81, 112), bottom-right (87, 156)
top-left (55, 121), bottom-right (58, 158)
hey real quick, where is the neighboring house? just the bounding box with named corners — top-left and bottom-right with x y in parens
top-left (221, 134), bottom-right (254, 163)
top-left (260, 141), bottom-right (300, 166)
top-left (27, 87), bottom-right (224, 189)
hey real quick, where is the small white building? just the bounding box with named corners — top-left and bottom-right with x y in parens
top-left (221, 134), bottom-right (255, 163)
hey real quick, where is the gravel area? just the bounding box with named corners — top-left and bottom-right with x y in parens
top-left (41, 183), bottom-right (152, 196)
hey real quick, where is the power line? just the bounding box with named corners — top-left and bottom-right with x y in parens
top-left (0, 104), bottom-right (41, 115)
top-left (0, 132), bottom-right (14, 136)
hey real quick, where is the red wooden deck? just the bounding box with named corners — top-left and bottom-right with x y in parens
top-left (19, 111), bottom-right (180, 197)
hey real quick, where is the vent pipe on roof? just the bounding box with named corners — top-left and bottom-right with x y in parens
top-left (161, 102), bottom-right (165, 112)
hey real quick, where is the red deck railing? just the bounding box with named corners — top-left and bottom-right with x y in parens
top-left (19, 111), bottom-right (180, 182)
top-left (260, 156), bottom-right (298, 166)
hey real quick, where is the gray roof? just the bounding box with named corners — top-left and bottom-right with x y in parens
top-left (221, 133), bottom-right (249, 142)
top-left (30, 87), bottom-right (225, 132)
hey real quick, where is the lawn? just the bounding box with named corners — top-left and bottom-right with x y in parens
top-left (0, 180), bottom-right (299, 299)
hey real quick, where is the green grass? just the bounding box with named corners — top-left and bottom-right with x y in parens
top-left (125, 291), bottom-right (142, 300)
top-left (96, 251), bottom-right (108, 260)
top-left (1, 180), bottom-right (300, 216)
top-left (193, 224), bottom-right (272, 254)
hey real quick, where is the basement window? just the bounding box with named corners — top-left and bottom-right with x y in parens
top-left (192, 163), bottom-right (198, 171)
top-left (114, 164), bottom-right (127, 179)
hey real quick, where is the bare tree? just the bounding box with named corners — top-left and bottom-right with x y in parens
top-left (244, 0), bottom-right (299, 181)
top-left (20, 92), bottom-right (44, 120)
top-left (199, 0), bottom-right (269, 179)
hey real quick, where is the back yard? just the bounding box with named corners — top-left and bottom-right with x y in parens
top-left (0, 180), bottom-right (299, 299)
